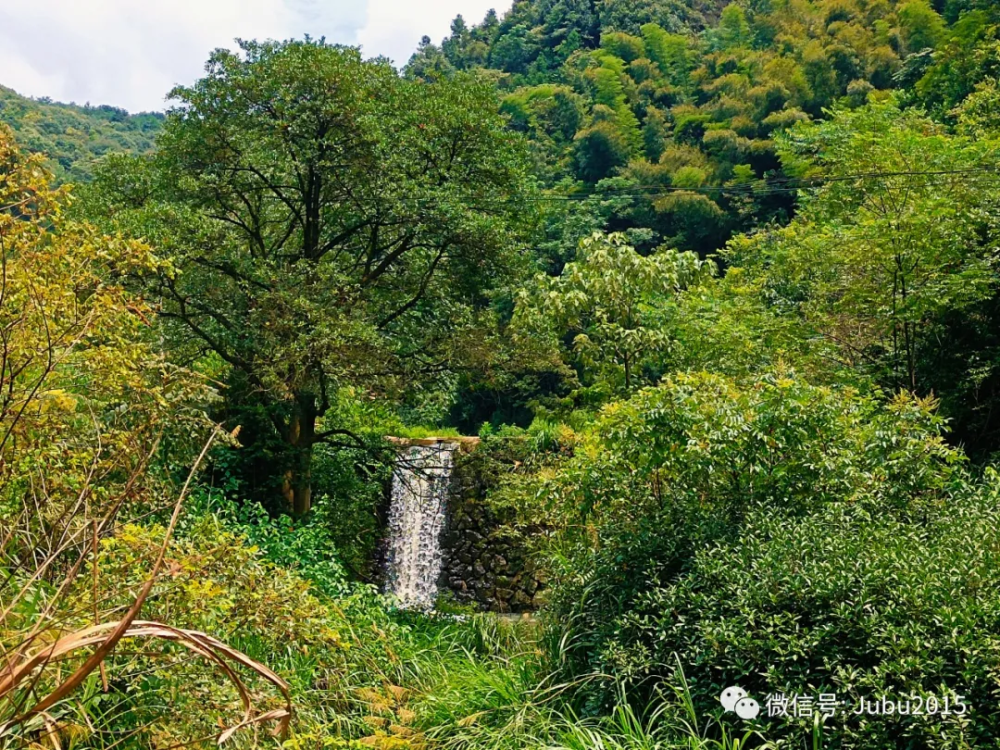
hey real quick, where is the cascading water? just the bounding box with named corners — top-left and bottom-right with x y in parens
top-left (385, 442), bottom-right (456, 609)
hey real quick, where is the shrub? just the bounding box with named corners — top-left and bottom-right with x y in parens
top-left (543, 371), bottom-right (965, 717)
top-left (612, 479), bottom-right (1000, 748)
top-left (72, 517), bottom-right (408, 747)
top-left (544, 370), bottom-right (959, 532)
top-left (204, 494), bottom-right (352, 596)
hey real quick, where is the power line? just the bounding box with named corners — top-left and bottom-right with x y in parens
top-left (389, 166), bottom-right (1000, 207)
top-left (560, 166), bottom-right (1000, 194)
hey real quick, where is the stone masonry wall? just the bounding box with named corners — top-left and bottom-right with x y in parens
top-left (439, 451), bottom-right (547, 612)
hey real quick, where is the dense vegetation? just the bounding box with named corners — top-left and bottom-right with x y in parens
top-left (5, 0), bottom-right (1000, 748)
top-left (0, 85), bottom-right (162, 182)
top-left (411, 0), bottom-right (1000, 259)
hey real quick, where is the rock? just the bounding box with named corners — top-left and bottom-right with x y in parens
top-left (512, 591), bottom-right (533, 607)
top-left (431, 454), bottom-right (546, 612)
top-left (474, 585), bottom-right (494, 601)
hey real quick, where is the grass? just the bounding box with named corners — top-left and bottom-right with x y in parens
top-left (318, 613), bottom-right (780, 750)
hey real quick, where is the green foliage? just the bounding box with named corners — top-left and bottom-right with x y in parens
top-left (606, 482), bottom-right (1000, 749)
top-left (408, 0), bottom-right (951, 254)
top-left (640, 24), bottom-right (694, 87)
top-left (190, 492), bottom-right (351, 596)
top-left (544, 369), bottom-right (958, 529)
top-left (898, 0), bottom-right (948, 53)
top-left (82, 39), bottom-right (535, 515)
top-left (542, 371), bottom-right (962, 700)
top-left (515, 232), bottom-right (714, 393)
top-left (0, 85), bottom-right (161, 183)
top-left (601, 32), bottom-right (647, 63)
top-left (719, 98), bottom-right (1000, 455)
top-left (202, 386), bottom-right (397, 578)
top-left (0, 126), bottom-right (209, 563)
top-left (70, 517), bottom-right (408, 747)
top-left (709, 4), bottom-right (752, 51)
top-left (572, 121), bottom-right (634, 181)
top-left (913, 12), bottom-right (1000, 115)
top-left (0, 130), bottom-right (226, 747)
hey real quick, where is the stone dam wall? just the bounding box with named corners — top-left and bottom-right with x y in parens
top-left (439, 450), bottom-right (547, 612)
top-left (383, 437), bottom-right (547, 612)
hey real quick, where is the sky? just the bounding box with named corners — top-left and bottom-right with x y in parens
top-left (0, 0), bottom-right (511, 113)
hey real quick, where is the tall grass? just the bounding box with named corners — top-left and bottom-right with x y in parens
top-left (541, 660), bottom-right (771, 750)
top-left (349, 613), bottom-right (777, 750)
top-left (0, 431), bottom-right (294, 748)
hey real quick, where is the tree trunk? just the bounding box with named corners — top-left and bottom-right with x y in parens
top-left (280, 391), bottom-right (316, 516)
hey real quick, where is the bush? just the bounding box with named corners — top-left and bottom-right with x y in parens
top-left (202, 393), bottom-right (395, 583)
top-left (185, 492), bottom-right (353, 596)
top-left (612, 480), bottom-right (1000, 748)
top-left (543, 371), bottom-right (968, 721)
top-left (74, 517), bottom-right (410, 747)
top-left (543, 370), bottom-right (960, 536)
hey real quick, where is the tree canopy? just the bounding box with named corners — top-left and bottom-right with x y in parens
top-left (84, 40), bottom-right (535, 514)
top-left (0, 85), bottom-right (162, 183)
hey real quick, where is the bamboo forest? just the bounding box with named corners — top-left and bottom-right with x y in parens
top-left (3, 0), bottom-right (1000, 747)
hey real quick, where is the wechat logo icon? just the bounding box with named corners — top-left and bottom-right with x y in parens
top-left (720, 686), bottom-right (760, 720)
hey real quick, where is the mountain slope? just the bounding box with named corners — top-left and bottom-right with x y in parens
top-left (409, 0), bottom-right (1000, 260)
top-left (0, 86), bottom-right (162, 183)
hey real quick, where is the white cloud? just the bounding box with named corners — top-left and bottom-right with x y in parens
top-left (0, 0), bottom-right (512, 113)
top-left (357, 0), bottom-right (509, 67)
top-left (0, 0), bottom-right (309, 112)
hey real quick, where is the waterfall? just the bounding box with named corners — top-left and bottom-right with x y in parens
top-left (385, 442), bottom-right (456, 609)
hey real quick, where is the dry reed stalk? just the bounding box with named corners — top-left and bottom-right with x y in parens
top-left (0, 426), bottom-right (292, 745)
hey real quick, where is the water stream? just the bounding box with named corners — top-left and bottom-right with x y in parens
top-left (385, 442), bottom-right (456, 609)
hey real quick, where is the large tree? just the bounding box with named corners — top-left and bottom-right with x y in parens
top-left (86, 40), bottom-right (534, 514)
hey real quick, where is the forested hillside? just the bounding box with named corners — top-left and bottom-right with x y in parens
top-left (0, 85), bottom-right (162, 182)
top-left (411, 0), bottom-right (1000, 259)
top-left (6, 1), bottom-right (1000, 749)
